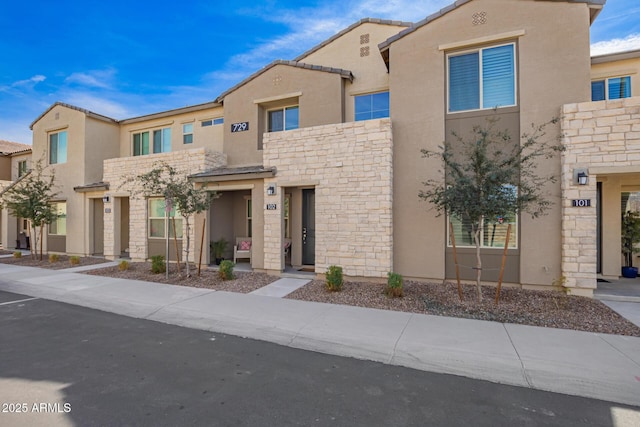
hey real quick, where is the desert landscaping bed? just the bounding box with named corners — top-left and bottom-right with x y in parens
top-left (286, 280), bottom-right (640, 337)
top-left (0, 254), bottom-right (109, 270)
top-left (84, 262), bottom-right (277, 293)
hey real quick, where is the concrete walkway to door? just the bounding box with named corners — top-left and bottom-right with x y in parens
top-left (595, 277), bottom-right (640, 327)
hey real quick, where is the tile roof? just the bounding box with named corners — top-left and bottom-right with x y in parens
top-left (0, 140), bottom-right (31, 154)
top-left (215, 60), bottom-right (353, 103)
top-left (30, 102), bottom-right (119, 130)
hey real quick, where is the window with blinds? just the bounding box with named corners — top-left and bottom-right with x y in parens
top-left (448, 43), bottom-right (516, 113)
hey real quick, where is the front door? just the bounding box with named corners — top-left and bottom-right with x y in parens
top-left (302, 189), bottom-right (315, 265)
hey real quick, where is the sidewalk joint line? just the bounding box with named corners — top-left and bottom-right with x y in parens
top-left (143, 289), bottom-right (217, 319)
top-left (0, 297), bottom-right (38, 306)
top-left (502, 323), bottom-right (533, 388)
top-left (598, 334), bottom-right (640, 369)
top-left (388, 314), bottom-right (413, 364)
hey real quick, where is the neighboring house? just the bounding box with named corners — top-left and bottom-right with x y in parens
top-left (0, 140), bottom-right (33, 249)
top-left (22, 0), bottom-right (640, 297)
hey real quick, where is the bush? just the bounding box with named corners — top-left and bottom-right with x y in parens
top-left (49, 254), bottom-right (59, 263)
top-left (69, 256), bottom-right (80, 265)
top-left (325, 265), bottom-right (343, 292)
top-left (13, 251), bottom-right (22, 258)
top-left (150, 255), bottom-right (166, 274)
top-left (385, 272), bottom-right (404, 298)
top-left (118, 260), bottom-right (130, 271)
top-left (218, 260), bottom-right (235, 280)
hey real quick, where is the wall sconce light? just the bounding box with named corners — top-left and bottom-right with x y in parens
top-left (577, 171), bottom-right (589, 186)
top-left (102, 195), bottom-right (110, 203)
top-left (267, 184), bottom-right (276, 196)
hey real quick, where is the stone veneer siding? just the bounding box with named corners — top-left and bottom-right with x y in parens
top-left (561, 96), bottom-right (640, 295)
top-left (103, 148), bottom-right (226, 261)
top-left (263, 118), bottom-right (393, 277)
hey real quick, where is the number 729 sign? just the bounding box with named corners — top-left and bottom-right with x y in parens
top-left (231, 122), bottom-right (249, 132)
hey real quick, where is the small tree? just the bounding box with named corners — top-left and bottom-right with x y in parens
top-left (125, 163), bottom-right (214, 277)
top-left (0, 160), bottom-right (58, 260)
top-left (419, 117), bottom-right (563, 301)
top-left (621, 210), bottom-right (640, 267)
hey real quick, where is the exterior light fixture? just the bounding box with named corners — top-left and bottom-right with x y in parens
top-left (267, 184), bottom-right (276, 196)
top-left (102, 195), bottom-right (110, 203)
top-left (577, 171), bottom-right (588, 186)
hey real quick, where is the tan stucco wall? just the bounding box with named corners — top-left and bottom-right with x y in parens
top-left (299, 21), bottom-right (406, 121)
top-left (388, 0), bottom-right (592, 285)
top-left (263, 119), bottom-right (393, 277)
top-left (10, 153), bottom-right (31, 181)
top-left (0, 158), bottom-right (10, 180)
top-left (561, 96), bottom-right (640, 295)
top-left (118, 106), bottom-right (225, 157)
top-left (222, 64), bottom-right (345, 167)
top-left (591, 56), bottom-right (640, 98)
top-left (103, 148), bottom-right (227, 261)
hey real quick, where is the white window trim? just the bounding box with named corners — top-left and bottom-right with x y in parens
top-left (446, 42), bottom-right (518, 114)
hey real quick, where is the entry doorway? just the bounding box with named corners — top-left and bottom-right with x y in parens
top-left (302, 189), bottom-right (315, 265)
top-left (92, 198), bottom-right (104, 255)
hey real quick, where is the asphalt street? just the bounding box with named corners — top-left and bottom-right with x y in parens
top-left (0, 290), bottom-right (636, 426)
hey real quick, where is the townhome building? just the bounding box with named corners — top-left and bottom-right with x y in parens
top-left (6, 0), bottom-right (640, 298)
top-left (0, 140), bottom-right (32, 249)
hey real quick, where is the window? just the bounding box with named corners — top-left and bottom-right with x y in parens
top-left (49, 131), bottom-right (68, 164)
top-left (201, 118), bottom-right (223, 127)
top-left (133, 127), bottom-right (171, 156)
top-left (17, 160), bottom-right (28, 177)
top-left (448, 43), bottom-right (516, 113)
top-left (355, 92), bottom-right (389, 121)
top-left (591, 76), bottom-right (631, 101)
top-left (49, 202), bottom-right (67, 236)
top-left (246, 198), bottom-right (252, 238)
top-left (268, 106), bottom-right (299, 132)
top-left (448, 214), bottom-right (517, 249)
top-left (148, 198), bottom-right (183, 239)
top-left (133, 132), bottom-right (150, 156)
top-left (183, 123), bottom-right (193, 144)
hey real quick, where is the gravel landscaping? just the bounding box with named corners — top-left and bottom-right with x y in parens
top-left (84, 262), bottom-right (277, 293)
top-left (0, 254), bottom-right (110, 270)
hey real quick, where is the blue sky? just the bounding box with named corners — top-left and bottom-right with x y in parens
top-left (1, 0), bottom-right (639, 144)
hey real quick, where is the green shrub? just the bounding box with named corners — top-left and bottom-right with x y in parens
top-left (325, 265), bottom-right (343, 292)
top-left (218, 260), bottom-right (235, 280)
top-left (13, 251), bottom-right (22, 258)
top-left (150, 255), bottom-right (166, 274)
top-left (385, 272), bottom-right (404, 298)
top-left (118, 260), bottom-right (130, 271)
top-left (69, 256), bottom-right (80, 265)
top-left (49, 254), bottom-right (59, 263)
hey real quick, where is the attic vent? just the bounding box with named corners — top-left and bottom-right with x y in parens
top-left (360, 33), bottom-right (370, 44)
top-left (472, 12), bottom-right (487, 25)
top-left (360, 46), bottom-right (370, 57)
top-left (55, 112), bottom-right (59, 120)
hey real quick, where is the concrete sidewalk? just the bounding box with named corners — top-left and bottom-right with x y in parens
top-left (1, 263), bottom-right (639, 407)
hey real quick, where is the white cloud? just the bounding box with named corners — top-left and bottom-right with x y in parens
top-left (0, 75), bottom-right (46, 93)
top-left (61, 92), bottom-right (130, 119)
top-left (65, 69), bottom-right (116, 89)
top-left (591, 34), bottom-right (640, 56)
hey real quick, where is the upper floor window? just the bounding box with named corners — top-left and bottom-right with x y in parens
top-left (17, 160), bottom-right (28, 177)
top-left (183, 123), bottom-right (193, 144)
top-left (202, 118), bottom-right (224, 127)
top-left (592, 76), bottom-right (631, 101)
top-left (49, 130), bottom-right (68, 164)
top-left (448, 43), bottom-right (516, 113)
top-left (355, 91), bottom-right (389, 121)
top-left (133, 127), bottom-right (171, 156)
top-left (268, 106), bottom-right (299, 132)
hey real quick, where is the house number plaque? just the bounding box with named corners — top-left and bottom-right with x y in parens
top-left (571, 199), bottom-right (591, 207)
top-left (231, 122), bottom-right (249, 132)
top-left (266, 204), bottom-right (277, 210)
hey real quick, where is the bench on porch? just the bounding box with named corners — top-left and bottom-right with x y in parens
top-left (234, 237), bottom-right (252, 264)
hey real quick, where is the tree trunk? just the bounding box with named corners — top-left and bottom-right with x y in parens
top-left (474, 219), bottom-right (483, 302)
top-left (184, 217), bottom-right (191, 277)
top-left (39, 225), bottom-right (43, 261)
top-left (31, 223), bottom-right (37, 260)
